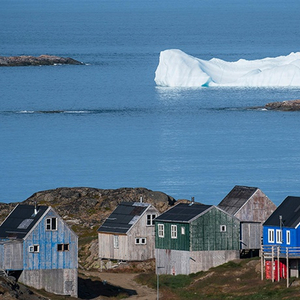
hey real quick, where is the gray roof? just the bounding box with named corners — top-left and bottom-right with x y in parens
top-left (98, 202), bottom-right (151, 234)
top-left (218, 185), bottom-right (258, 215)
top-left (263, 196), bottom-right (300, 228)
top-left (0, 204), bottom-right (48, 239)
top-left (154, 203), bottom-right (212, 223)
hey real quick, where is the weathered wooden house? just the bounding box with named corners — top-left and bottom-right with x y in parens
top-left (98, 201), bottom-right (159, 265)
top-left (218, 185), bottom-right (276, 252)
top-left (0, 204), bottom-right (78, 297)
top-left (262, 196), bottom-right (300, 281)
top-left (154, 202), bottom-right (240, 275)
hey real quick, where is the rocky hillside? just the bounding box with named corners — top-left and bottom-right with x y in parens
top-left (0, 187), bottom-right (177, 270)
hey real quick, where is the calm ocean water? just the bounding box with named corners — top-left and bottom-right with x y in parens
top-left (1, 0), bottom-right (300, 205)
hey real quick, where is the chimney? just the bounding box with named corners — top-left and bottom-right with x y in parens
top-left (140, 196), bottom-right (143, 203)
top-left (34, 201), bottom-right (38, 216)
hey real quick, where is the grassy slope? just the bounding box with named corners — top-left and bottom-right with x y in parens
top-left (136, 258), bottom-right (300, 300)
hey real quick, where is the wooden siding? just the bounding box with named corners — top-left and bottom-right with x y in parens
top-left (234, 189), bottom-right (276, 223)
top-left (98, 205), bottom-right (158, 261)
top-left (190, 207), bottom-right (240, 251)
top-left (155, 249), bottom-right (190, 275)
top-left (155, 248), bottom-right (239, 275)
top-left (240, 222), bottom-right (261, 249)
top-left (23, 208), bottom-right (78, 271)
top-left (189, 250), bottom-right (239, 273)
top-left (155, 222), bottom-right (190, 251)
top-left (98, 233), bottom-right (129, 260)
top-left (19, 268), bottom-right (77, 297)
top-left (127, 206), bottom-right (157, 260)
top-left (0, 241), bottom-right (23, 270)
top-left (263, 225), bottom-right (298, 248)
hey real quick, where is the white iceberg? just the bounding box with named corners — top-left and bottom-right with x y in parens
top-left (154, 49), bottom-right (300, 87)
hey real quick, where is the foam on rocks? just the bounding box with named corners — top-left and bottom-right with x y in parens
top-left (154, 49), bottom-right (300, 87)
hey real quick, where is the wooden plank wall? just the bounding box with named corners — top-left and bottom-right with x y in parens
top-left (23, 208), bottom-right (78, 270)
top-left (191, 207), bottom-right (240, 251)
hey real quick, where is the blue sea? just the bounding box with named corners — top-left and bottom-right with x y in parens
top-left (1, 0), bottom-right (300, 206)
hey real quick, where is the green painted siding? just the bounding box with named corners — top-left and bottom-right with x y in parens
top-left (191, 207), bottom-right (240, 251)
top-left (155, 222), bottom-right (190, 251)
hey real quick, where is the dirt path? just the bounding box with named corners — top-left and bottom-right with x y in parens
top-left (80, 271), bottom-right (157, 300)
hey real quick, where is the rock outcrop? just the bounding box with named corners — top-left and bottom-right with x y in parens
top-left (23, 187), bottom-right (176, 229)
top-left (265, 99), bottom-right (300, 111)
top-left (0, 55), bottom-right (83, 66)
top-left (0, 275), bottom-right (47, 300)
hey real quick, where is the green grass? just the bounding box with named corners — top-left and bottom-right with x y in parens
top-left (135, 258), bottom-right (300, 300)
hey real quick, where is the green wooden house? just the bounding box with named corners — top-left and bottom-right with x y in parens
top-left (154, 202), bottom-right (240, 275)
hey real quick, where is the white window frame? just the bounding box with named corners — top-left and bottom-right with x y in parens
top-left (171, 225), bottom-right (177, 239)
top-left (181, 226), bottom-right (185, 235)
top-left (147, 214), bottom-right (156, 226)
top-left (286, 230), bottom-right (291, 245)
top-left (268, 229), bottom-right (274, 243)
top-left (158, 224), bottom-right (164, 238)
top-left (113, 235), bottom-right (119, 249)
top-left (135, 237), bottom-right (147, 245)
top-left (29, 245), bottom-right (39, 253)
top-left (220, 225), bottom-right (227, 232)
top-left (46, 217), bottom-right (57, 231)
top-left (276, 229), bottom-right (282, 244)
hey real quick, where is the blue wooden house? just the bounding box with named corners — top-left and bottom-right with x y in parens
top-left (154, 202), bottom-right (240, 275)
top-left (0, 204), bottom-right (78, 297)
top-left (262, 196), bottom-right (300, 281)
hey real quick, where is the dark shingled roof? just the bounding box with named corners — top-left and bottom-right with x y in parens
top-left (98, 202), bottom-right (151, 234)
top-left (218, 185), bottom-right (258, 215)
top-left (263, 196), bottom-right (300, 228)
top-left (154, 203), bottom-right (212, 223)
top-left (0, 204), bottom-right (48, 239)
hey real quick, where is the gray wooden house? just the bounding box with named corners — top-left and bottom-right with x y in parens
top-left (154, 202), bottom-right (240, 275)
top-left (0, 204), bottom-right (78, 297)
top-left (218, 185), bottom-right (276, 253)
top-left (98, 201), bottom-right (159, 266)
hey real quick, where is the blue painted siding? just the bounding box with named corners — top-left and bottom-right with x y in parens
top-left (23, 208), bottom-right (78, 271)
top-left (263, 225), bottom-right (298, 248)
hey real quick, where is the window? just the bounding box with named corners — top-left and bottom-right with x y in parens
top-left (220, 225), bottom-right (227, 232)
top-left (181, 227), bottom-right (185, 235)
top-left (57, 244), bottom-right (69, 251)
top-left (171, 225), bottom-right (177, 239)
top-left (286, 231), bottom-right (291, 245)
top-left (268, 229), bottom-right (274, 243)
top-left (147, 214), bottom-right (156, 226)
top-left (46, 217), bottom-right (57, 231)
top-left (135, 238), bottom-right (147, 244)
top-left (158, 224), bottom-right (164, 238)
top-left (29, 245), bottom-right (39, 253)
top-left (114, 235), bottom-right (119, 249)
top-left (276, 229), bottom-right (282, 243)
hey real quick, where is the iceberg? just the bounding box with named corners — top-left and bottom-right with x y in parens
top-left (154, 49), bottom-right (300, 87)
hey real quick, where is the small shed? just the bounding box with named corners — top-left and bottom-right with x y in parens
top-left (98, 201), bottom-right (159, 264)
top-left (154, 202), bottom-right (240, 275)
top-left (0, 204), bottom-right (78, 297)
top-left (218, 185), bottom-right (276, 251)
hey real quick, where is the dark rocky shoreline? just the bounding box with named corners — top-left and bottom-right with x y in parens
top-left (0, 55), bottom-right (83, 66)
top-left (265, 99), bottom-right (300, 111)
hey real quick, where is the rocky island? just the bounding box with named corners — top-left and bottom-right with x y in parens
top-left (0, 55), bottom-right (83, 66)
top-left (265, 99), bottom-right (300, 111)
